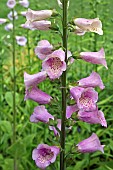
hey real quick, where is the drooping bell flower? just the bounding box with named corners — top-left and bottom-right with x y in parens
top-left (35, 40), bottom-right (53, 60)
top-left (80, 48), bottom-right (108, 69)
top-left (49, 119), bottom-right (61, 136)
top-left (32, 144), bottom-right (60, 169)
top-left (77, 109), bottom-right (107, 127)
top-left (70, 87), bottom-right (98, 112)
top-left (19, 0), bottom-right (29, 8)
top-left (5, 23), bottom-right (13, 31)
top-left (30, 105), bottom-right (54, 123)
top-left (66, 104), bottom-right (78, 119)
top-left (78, 72), bottom-right (105, 90)
top-left (24, 20), bottom-right (51, 30)
top-left (74, 18), bottom-right (103, 35)
top-left (7, 0), bottom-right (16, 8)
top-left (7, 11), bottom-right (18, 20)
top-left (24, 86), bottom-right (52, 104)
top-left (76, 133), bottom-right (105, 153)
top-left (16, 36), bottom-right (27, 46)
top-left (24, 71), bottom-right (47, 90)
top-left (26, 8), bottom-right (53, 22)
top-left (0, 18), bottom-right (7, 24)
top-left (42, 50), bottom-right (66, 79)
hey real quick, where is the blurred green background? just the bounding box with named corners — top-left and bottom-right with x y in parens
top-left (0, 0), bottom-right (113, 170)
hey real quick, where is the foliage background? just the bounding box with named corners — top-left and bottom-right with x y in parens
top-left (0, 0), bottom-right (113, 169)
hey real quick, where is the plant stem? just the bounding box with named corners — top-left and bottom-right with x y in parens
top-left (60, 0), bottom-right (68, 170)
top-left (12, 8), bottom-right (17, 170)
top-left (27, 30), bottom-right (31, 69)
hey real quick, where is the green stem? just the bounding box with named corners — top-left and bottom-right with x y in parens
top-left (60, 0), bottom-right (68, 170)
top-left (12, 8), bottom-right (17, 170)
top-left (27, 30), bottom-right (31, 69)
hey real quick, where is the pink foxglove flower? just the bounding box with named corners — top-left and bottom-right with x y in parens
top-left (74, 18), bottom-right (103, 35)
top-left (24, 86), bottom-right (52, 104)
top-left (7, 0), bottom-right (16, 8)
top-left (19, 0), bottom-right (29, 8)
top-left (16, 36), bottom-right (27, 46)
top-left (7, 11), bottom-right (18, 20)
top-left (24, 20), bottom-right (51, 30)
top-left (0, 18), bottom-right (7, 24)
top-left (30, 105), bottom-right (54, 123)
top-left (5, 23), bottom-right (13, 31)
top-left (78, 109), bottom-right (107, 127)
top-left (35, 40), bottom-right (53, 60)
top-left (24, 71), bottom-right (47, 89)
top-left (49, 119), bottom-right (61, 136)
top-left (66, 104), bottom-right (78, 119)
top-left (32, 144), bottom-right (60, 169)
top-left (78, 72), bottom-right (105, 90)
top-left (80, 48), bottom-right (108, 69)
top-left (42, 50), bottom-right (66, 79)
top-left (70, 87), bottom-right (98, 111)
top-left (76, 133), bottom-right (105, 153)
top-left (26, 8), bottom-right (53, 22)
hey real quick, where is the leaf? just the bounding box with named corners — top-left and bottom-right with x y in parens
top-left (5, 92), bottom-right (21, 107)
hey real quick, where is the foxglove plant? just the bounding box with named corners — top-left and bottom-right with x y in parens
top-left (23, 0), bottom-right (108, 169)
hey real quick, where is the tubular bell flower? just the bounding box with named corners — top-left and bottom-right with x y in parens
top-left (74, 18), bottom-right (103, 35)
top-left (76, 133), bottom-right (105, 153)
top-left (24, 20), bottom-right (51, 30)
top-left (7, 0), bottom-right (16, 8)
top-left (74, 26), bottom-right (86, 36)
top-left (30, 105), bottom-right (54, 123)
top-left (66, 104), bottom-right (78, 119)
top-left (78, 71), bottom-right (105, 90)
top-left (35, 40), bottom-right (53, 60)
top-left (26, 8), bottom-right (53, 21)
top-left (7, 11), bottom-right (18, 20)
top-left (19, 0), bottom-right (29, 8)
top-left (24, 71), bottom-right (47, 89)
top-left (80, 48), bottom-right (108, 69)
top-left (0, 18), bottom-right (7, 24)
top-left (16, 36), bottom-right (27, 46)
top-left (42, 50), bottom-right (66, 79)
top-left (78, 108), bottom-right (107, 127)
top-left (32, 144), bottom-right (60, 169)
top-left (24, 86), bottom-right (52, 104)
top-left (70, 87), bottom-right (98, 111)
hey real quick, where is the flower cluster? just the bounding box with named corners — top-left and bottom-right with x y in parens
top-left (22, 4), bottom-right (108, 169)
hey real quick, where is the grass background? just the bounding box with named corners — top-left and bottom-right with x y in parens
top-left (0, 0), bottom-right (113, 169)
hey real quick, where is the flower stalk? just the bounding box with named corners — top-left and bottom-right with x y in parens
top-left (12, 8), bottom-right (17, 170)
top-left (60, 0), bottom-right (68, 169)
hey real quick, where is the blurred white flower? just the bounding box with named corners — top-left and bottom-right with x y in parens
top-left (7, 11), bottom-right (18, 20)
top-left (7, 0), bottom-right (16, 9)
top-left (0, 18), bottom-right (7, 24)
top-left (19, 0), bottom-right (29, 8)
top-left (16, 36), bottom-right (27, 46)
top-left (5, 23), bottom-right (13, 31)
